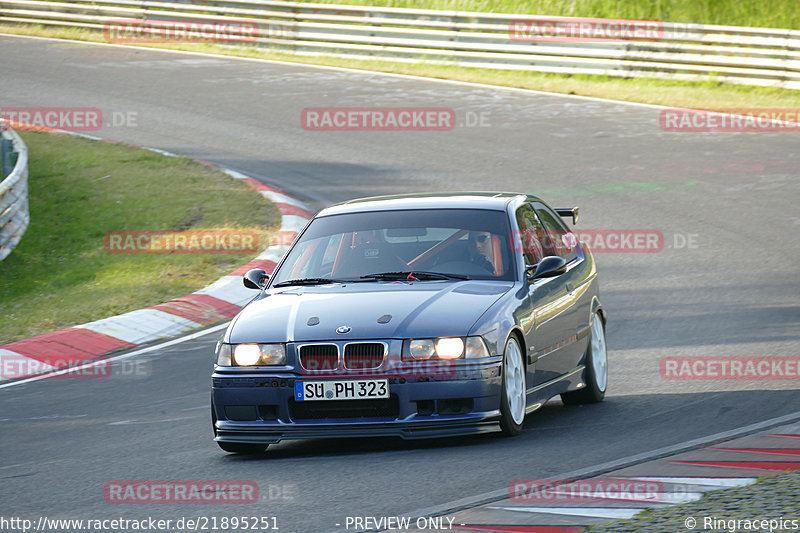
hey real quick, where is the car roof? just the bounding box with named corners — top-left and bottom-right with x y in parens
top-left (318, 192), bottom-right (535, 216)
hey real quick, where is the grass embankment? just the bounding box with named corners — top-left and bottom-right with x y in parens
top-left (0, 131), bottom-right (281, 344)
top-left (306, 0), bottom-right (800, 30)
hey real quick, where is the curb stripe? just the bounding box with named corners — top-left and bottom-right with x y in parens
top-left (1, 323), bottom-right (230, 389)
top-left (236, 175), bottom-right (272, 192)
top-left (149, 294), bottom-right (241, 324)
top-left (256, 245), bottom-right (291, 261)
top-left (262, 191), bottom-right (310, 209)
top-left (274, 202), bottom-right (317, 219)
top-left (712, 448), bottom-right (800, 456)
top-left (193, 276), bottom-right (258, 306)
top-left (273, 231), bottom-right (300, 246)
top-left (78, 309), bottom-right (203, 345)
top-left (627, 477), bottom-right (756, 488)
top-left (669, 460), bottom-right (800, 471)
top-left (230, 259), bottom-right (278, 277)
top-left (281, 214), bottom-right (311, 233)
top-left (0, 349), bottom-right (56, 379)
top-left (3, 329), bottom-right (135, 364)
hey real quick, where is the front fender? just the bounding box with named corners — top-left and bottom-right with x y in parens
top-left (591, 296), bottom-right (605, 325)
top-left (468, 283), bottom-right (526, 356)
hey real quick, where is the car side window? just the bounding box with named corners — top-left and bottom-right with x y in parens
top-left (532, 202), bottom-right (579, 262)
top-left (514, 204), bottom-right (545, 266)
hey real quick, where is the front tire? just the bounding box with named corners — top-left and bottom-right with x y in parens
top-left (561, 313), bottom-right (607, 405)
top-left (499, 336), bottom-right (526, 436)
top-left (217, 442), bottom-right (269, 454)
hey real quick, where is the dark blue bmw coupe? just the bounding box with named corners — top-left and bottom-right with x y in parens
top-left (212, 192), bottom-right (607, 453)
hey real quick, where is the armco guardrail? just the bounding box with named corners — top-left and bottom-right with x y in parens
top-left (0, 0), bottom-right (798, 88)
top-left (0, 126), bottom-right (29, 261)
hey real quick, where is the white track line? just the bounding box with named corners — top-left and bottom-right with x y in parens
top-left (488, 506), bottom-right (646, 519)
top-left (626, 477), bottom-right (757, 489)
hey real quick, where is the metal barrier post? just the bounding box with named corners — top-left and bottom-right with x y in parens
top-left (1, 137), bottom-right (14, 179)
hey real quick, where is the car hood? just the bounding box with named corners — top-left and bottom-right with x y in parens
top-left (228, 281), bottom-right (514, 343)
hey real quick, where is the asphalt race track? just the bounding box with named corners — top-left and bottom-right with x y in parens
top-left (1, 35), bottom-right (799, 533)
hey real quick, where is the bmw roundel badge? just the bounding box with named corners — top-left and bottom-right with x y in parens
top-left (336, 325), bottom-right (352, 334)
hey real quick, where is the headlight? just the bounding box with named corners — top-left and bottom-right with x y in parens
top-left (435, 338), bottom-right (464, 359)
top-left (465, 336), bottom-right (490, 359)
top-left (403, 337), bottom-right (487, 361)
top-left (233, 344), bottom-right (262, 366)
top-left (409, 339), bottom-right (435, 359)
top-left (223, 343), bottom-right (287, 366)
top-left (258, 344), bottom-right (287, 365)
top-left (215, 342), bottom-right (232, 366)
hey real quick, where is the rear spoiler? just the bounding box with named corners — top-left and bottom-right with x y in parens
top-left (555, 206), bottom-right (580, 225)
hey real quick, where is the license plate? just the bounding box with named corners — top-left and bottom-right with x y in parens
top-left (294, 380), bottom-right (389, 401)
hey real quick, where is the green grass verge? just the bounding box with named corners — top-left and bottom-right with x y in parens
top-left (0, 131), bottom-right (281, 344)
top-left (304, 0), bottom-right (799, 29)
top-left (2, 24), bottom-right (798, 110)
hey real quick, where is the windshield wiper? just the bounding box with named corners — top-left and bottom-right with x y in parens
top-left (273, 278), bottom-right (346, 287)
top-left (360, 271), bottom-right (470, 281)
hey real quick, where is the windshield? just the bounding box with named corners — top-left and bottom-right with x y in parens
top-left (270, 208), bottom-right (515, 285)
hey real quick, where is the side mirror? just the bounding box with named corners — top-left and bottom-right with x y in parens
top-left (243, 268), bottom-right (269, 290)
top-left (555, 207), bottom-right (580, 225)
top-left (526, 256), bottom-right (567, 281)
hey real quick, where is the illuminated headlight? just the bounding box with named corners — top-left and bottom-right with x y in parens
top-left (225, 343), bottom-right (287, 366)
top-left (435, 338), bottom-right (464, 359)
top-left (233, 344), bottom-right (262, 366)
top-left (404, 337), bottom-right (487, 361)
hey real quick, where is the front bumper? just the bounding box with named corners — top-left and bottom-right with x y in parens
top-left (212, 363), bottom-right (502, 444)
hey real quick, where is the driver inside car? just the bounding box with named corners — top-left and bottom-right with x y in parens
top-left (467, 231), bottom-right (495, 273)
